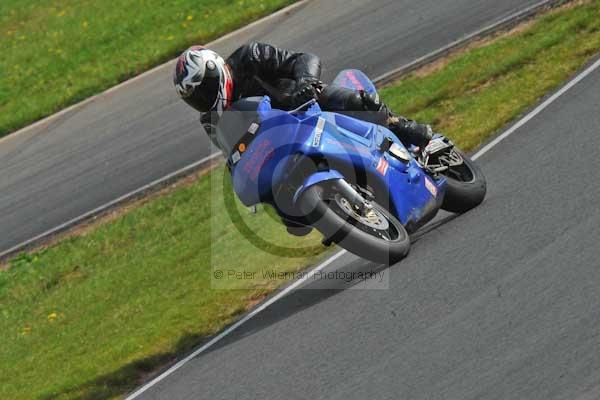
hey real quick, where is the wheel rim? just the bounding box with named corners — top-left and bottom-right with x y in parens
top-left (442, 150), bottom-right (475, 183)
top-left (325, 192), bottom-right (404, 242)
top-left (335, 195), bottom-right (389, 230)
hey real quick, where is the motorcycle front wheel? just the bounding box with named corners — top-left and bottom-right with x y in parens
top-left (299, 181), bottom-right (410, 265)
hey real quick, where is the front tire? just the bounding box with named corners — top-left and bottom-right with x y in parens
top-left (299, 182), bottom-right (410, 265)
top-left (441, 149), bottom-right (486, 213)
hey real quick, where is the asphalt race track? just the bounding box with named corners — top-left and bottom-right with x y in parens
top-left (131, 59), bottom-right (600, 400)
top-left (0, 0), bottom-right (542, 253)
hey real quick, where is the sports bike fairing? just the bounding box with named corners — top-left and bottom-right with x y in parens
top-left (229, 96), bottom-right (445, 228)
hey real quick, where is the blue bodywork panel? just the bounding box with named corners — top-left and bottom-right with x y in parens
top-left (228, 95), bottom-right (446, 228)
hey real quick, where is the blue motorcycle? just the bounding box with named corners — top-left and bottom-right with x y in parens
top-left (215, 70), bottom-right (486, 264)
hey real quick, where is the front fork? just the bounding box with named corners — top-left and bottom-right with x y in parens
top-left (333, 179), bottom-right (373, 216)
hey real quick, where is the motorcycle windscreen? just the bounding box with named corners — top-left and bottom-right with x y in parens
top-left (331, 69), bottom-right (378, 96)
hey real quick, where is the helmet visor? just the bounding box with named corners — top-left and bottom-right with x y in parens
top-left (187, 62), bottom-right (221, 112)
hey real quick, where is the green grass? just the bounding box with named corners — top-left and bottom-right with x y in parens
top-left (380, 0), bottom-right (600, 150)
top-left (0, 0), bottom-right (296, 137)
top-left (0, 167), bottom-right (329, 400)
top-left (3, 1), bottom-right (600, 399)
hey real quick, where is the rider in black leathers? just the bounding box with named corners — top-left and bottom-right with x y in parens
top-left (174, 42), bottom-right (433, 149)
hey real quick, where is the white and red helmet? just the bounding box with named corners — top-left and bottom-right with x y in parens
top-left (174, 46), bottom-right (233, 113)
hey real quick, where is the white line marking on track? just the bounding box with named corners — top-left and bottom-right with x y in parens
top-left (0, 152), bottom-right (222, 259)
top-left (0, 0), bottom-right (312, 255)
top-left (372, 0), bottom-right (558, 84)
top-left (124, 249), bottom-right (348, 400)
top-left (472, 57), bottom-right (600, 161)
top-left (0, 0), bottom-right (561, 256)
top-left (124, 53), bottom-right (600, 400)
top-left (0, 0), bottom-right (310, 145)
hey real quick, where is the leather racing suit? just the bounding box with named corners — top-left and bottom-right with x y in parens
top-left (201, 42), bottom-right (432, 149)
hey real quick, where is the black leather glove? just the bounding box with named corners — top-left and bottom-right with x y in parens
top-left (292, 78), bottom-right (322, 106)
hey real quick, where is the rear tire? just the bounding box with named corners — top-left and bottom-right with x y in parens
top-left (299, 182), bottom-right (410, 265)
top-left (441, 150), bottom-right (486, 213)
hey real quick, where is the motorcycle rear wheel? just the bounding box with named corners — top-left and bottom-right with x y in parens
top-left (440, 149), bottom-right (487, 213)
top-left (299, 181), bottom-right (410, 265)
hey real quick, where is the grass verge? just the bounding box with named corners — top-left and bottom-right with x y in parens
top-left (3, 1), bottom-right (600, 399)
top-left (0, 0), bottom-right (296, 137)
top-left (379, 0), bottom-right (600, 150)
top-left (1, 165), bottom-right (329, 400)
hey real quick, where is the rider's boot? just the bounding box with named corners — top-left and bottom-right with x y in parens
top-left (357, 91), bottom-right (433, 149)
top-left (319, 86), bottom-right (434, 150)
top-left (386, 114), bottom-right (433, 151)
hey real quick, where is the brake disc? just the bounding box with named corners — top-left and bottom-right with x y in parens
top-left (335, 195), bottom-right (389, 231)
